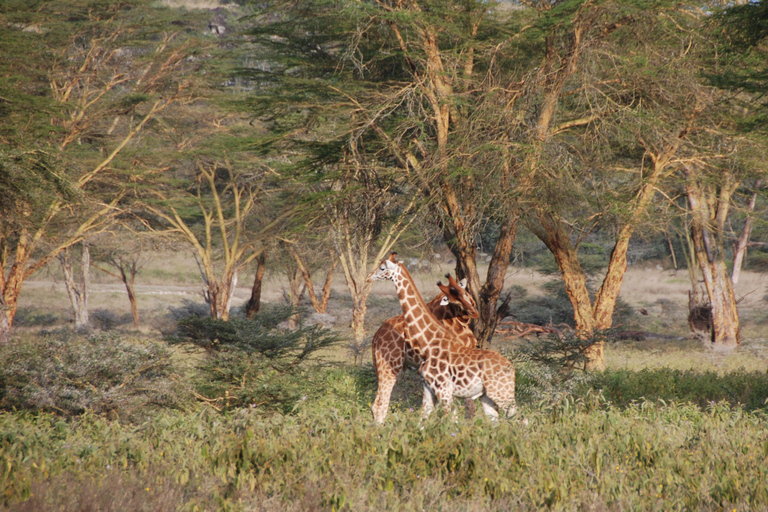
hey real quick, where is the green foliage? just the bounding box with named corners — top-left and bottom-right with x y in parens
top-left (517, 329), bottom-right (601, 372)
top-left (11, 308), bottom-right (61, 328)
top-left (0, 333), bottom-right (184, 418)
top-left (171, 306), bottom-right (339, 413)
top-left (592, 368), bottom-right (768, 412)
top-left (3, 398), bottom-right (768, 511)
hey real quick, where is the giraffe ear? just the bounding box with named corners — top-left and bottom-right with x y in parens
top-left (458, 278), bottom-right (467, 289)
top-left (440, 296), bottom-right (450, 306)
top-left (385, 259), bottom-right (398, 270)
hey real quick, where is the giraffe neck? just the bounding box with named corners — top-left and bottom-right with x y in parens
top-left (393, 264), bottom-right (446, 353)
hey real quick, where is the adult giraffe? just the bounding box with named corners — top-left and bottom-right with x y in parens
top-left (370, 274), bottom-right (478, 424)
top-left (367, 253), bottom-right (516, 420)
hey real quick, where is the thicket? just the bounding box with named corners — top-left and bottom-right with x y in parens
top-left (170, 306), bottom-right (339, 413)
top-left (0, 332), bottom-right (184, 420)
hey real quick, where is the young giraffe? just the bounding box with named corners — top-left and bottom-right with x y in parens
top-left (367, 253), bottom-right (517, 420)
top-left (371, 275), bottom-right (478, 424)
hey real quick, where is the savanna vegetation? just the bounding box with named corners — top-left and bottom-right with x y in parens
top-left (2, 0), bottom-right (768, 510)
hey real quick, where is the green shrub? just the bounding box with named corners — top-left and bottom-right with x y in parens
top-left (0, 332), bottom-right (185, 418)
top-left (171, 306), bottom-right (339, 413)
top-left (592, 368), bottom-right (768, 411)
top-left (12, 308), bottom-right (61, 327)
top-left (4, 400), bottom-right (768, 511)
top-left (91, 309), bottom-right (132, 331)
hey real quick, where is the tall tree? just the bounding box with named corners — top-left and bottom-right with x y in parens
top-left (144, 163), bottom-right (276, 320)
top-left (0, 0), bottom-right (199, 342)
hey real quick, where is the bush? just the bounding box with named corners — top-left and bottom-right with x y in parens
top-left (0, 332), bottom-right (185, 418)
top-left (91, 309), bottom-right (131, 331)
top-left (171, 306), bottom-right (339, 413)
top-left (592, 368), bottom-right (768, 411)
top-left (12, 308), bottom-right (60, 327)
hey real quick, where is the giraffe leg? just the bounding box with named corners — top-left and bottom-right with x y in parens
top-left (484, 383), bottom-right (517, 418)
top-left (372, 372), bottom-right (398, 424)
top-left (479, 395), bottom-right (500, 420)
top-left (421, 383), bottom-right (437, 419)
top-left (371, 342), bottom-right (404, 424)
top-left (434, 384), bottom-right (455, 416)
top-left (462, 397), bottom-right (476, 419)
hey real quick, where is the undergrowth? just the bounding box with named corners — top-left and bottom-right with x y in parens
top-left (0, 332), bottom-right (185, 420)
top-left (2, 400), bottom-right (767, 511)
top-left (2, 329), bottom-right (768, 511)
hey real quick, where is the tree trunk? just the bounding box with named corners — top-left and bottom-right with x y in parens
top-left (245, 252), bottom-right (267, 319)
top-left (0, 295), bottom-right (10, 345)
top-left (476, 215), bottom-right (519, 348)
top-left (686, 172), bottom-right (741, 349)
top-left (530, 218), bottom-right (602, 369)
top-left (706, 264), bottom-right (740, 349)
top-left (59, 241), bottom-right (91, 329)
top-left (126, 280), bottom-right (139, 328)
top-left (0, 244), bottom-right (27, 337)
top-left (731, 187), bottom-right (758, 287)
top-left (316, 256), bottom-right (337, 314)
top-left (206, 271), bottom-right (236, 321)
top-left (286, 266), bottom-right (304, 329)
top-left (351, 295), bottom-right (369, 355)
top-left (0, 316), bottom-right (9, 344)
top-left (288, 246), bottom-right (338, 314)
top-left (117, 265), bottom-right (140, 328)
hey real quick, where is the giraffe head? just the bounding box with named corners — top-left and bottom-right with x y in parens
top-left (437, 274), bottom-right (479, 319)
top-left (367, 252), bottom-right (401, 282)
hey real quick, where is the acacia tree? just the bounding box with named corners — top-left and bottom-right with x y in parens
top-left (58, 241), bottom-right (92, 329)
top-left (145, 163), bottom-right (276, 320)
top-left (510, 1), bottom-right (731, 369)
top-left (284, 242), bottom-right (337, 315)
top-left (92, 235), bottom-right (150, 329)
top-left (244, 0), bottom-right (519, 346)
top-left (676, 0), bottom-right (768, 348)
top-left (0, 1), bottom-right (197, 342)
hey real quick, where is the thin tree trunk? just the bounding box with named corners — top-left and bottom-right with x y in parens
top-left (59, 241), bottom-right (90, 329)
top-left (225, 268), bottom-right (238, 320)
top-left (731, 188), bottom-right (758, 286)
top-left (476, 215), bottom-right (518, 348)
top-left (117, 263), bottom-right (140, 329)
top-left (245, 252), bottom-right (267, 319)
top-left (288, 247), bottom-right (338, 314)
top-left (125, 277), bottom-right (140, 328)
top-left (317, 256), bottom-right (338, 314)
top-left (286, 266), bottom-right (304, 329)
top-left (0, 295), bottom-right (10, 344)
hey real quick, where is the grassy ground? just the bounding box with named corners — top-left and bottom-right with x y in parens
top-left (3, 256), bottom-right (768, 510)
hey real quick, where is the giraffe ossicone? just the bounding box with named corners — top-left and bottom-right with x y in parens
top-left (367, 252), bottom-right (516, 421)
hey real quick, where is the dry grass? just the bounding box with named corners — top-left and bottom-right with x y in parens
top-left (15, 254), bottom-right (768, 370)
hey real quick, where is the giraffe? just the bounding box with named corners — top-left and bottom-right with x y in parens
top-left (367, 253), bottom-right (517, 420)
top-left (370, 274), bottom-right (478, 424)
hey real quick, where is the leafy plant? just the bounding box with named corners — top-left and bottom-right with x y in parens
top-left (171, 306), bottom-right (339, 413)
top-left (0, 332), bottom-right (184, 418)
